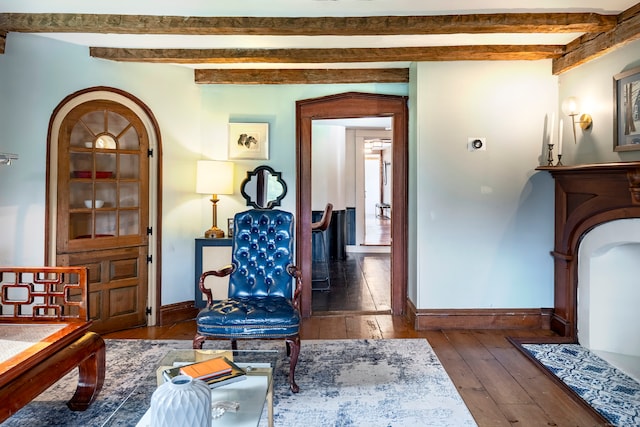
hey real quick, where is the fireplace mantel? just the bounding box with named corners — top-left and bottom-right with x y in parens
top-left (536, 161), bottom-right (640, 338)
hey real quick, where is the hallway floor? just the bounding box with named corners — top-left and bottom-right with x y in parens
top-left (363, 214), bottom-right (391, 246)
top-left (312, 252), bottom-right (391, 314)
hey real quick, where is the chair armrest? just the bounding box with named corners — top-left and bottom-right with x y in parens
top-left (198, 265), bottom-right (235, 306)
top-left (287, 265), bottom-right (303, 312)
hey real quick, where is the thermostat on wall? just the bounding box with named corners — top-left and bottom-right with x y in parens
top-left (467, 137), bottom-right (486, 151)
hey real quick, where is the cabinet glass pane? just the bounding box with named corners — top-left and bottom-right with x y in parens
top-left (95, 182), bottom-right (117, 208)
top-left (119, 126), bottom-right (140, 150)
top-left (70, 152), bottom-right (93, 177)
top-left (95, 153), bottom-right (116, 178)
top-left (96, 212), bottom-right (116, 236)
top-left (120, 154), bottom-right (139, 179)
top-left (120, 182), bottom-right (139, 208)
top-left (82, 111), bottom-right (106, 135)
top-left (119, 211), bottom-right (139, 236)
top-left (69, 182), bottom-right (94, 209)
top-left (69, 213), bottom-right (92, 239)
top-left (70, 121), bottom-right (95, 148)
top-left (95, 135), bottom-right (117, 149)
top-left (107, 111), bottom-right (130, 139)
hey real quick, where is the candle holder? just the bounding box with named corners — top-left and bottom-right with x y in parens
top-left (555, 154), bottom-right (563, 166)
top-left (546, 143), bottom-right (554, 166)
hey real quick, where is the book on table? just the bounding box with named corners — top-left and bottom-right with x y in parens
top-left (163, 356), bottom-right (246, 388)
top-left (180, 356), bottom-right (232, 380)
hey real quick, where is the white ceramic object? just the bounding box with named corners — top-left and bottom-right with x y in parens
top-left (150, 375), bottom-right (212, 427)
top-left (84, 200), bottom-right (104, 208)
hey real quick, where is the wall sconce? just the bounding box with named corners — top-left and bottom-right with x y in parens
top-left (0, 153), bottom-right (18, 165)
top-left (561, 96), bottom-right (593, 144)
top-left (196, 160), bottom-right (234, 238)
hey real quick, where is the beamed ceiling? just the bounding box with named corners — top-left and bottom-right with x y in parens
top-left (1, 1), bottom-right (640, 84)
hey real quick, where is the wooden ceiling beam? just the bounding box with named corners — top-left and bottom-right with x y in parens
top-left (194, 68), bottom-right (409, 84)
top-left (91, 45), bottom-right (565, 64)
top-left (0, 13), bottom-right (616, 36)
top-left (552, 5), bottom-right (640, 74)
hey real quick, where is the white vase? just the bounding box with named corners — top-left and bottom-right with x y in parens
top-left (150, 374), bottom-right (212, 427)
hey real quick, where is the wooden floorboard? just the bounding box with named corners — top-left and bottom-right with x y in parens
top-left (103, 315), bottom-right (605, 426)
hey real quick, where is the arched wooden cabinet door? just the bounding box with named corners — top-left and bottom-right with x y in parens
top-left (54, 99), bottom-right (150, 334)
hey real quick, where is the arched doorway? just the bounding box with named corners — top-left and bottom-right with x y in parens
top-left (296, 92), bottom-right (408, 317)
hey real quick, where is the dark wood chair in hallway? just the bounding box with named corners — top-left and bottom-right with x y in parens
top-left (311, 203), bottom-right (333, 291)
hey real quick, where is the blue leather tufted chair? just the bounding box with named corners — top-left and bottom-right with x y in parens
top-left (193, 209), bottom-right (302, 392)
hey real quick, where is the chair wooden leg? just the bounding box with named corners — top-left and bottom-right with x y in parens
top-left (231, 339), bottom-right (238, 351)
top-left (193, 334), bottom-right (206, 349)
top-left (285, 336), bottom-right (300, 393)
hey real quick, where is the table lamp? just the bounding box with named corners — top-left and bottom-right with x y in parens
top-left (196, 160), bottom-right (234, 238)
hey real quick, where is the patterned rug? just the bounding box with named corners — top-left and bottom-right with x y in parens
top-left (2, 338), bottom-right (476, 427)
top-left (522, 344), bottom-right (640, 427)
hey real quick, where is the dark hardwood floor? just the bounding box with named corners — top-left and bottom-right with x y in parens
top-left (103, 231), bottom-right (603, 426)
top-left (312, 252), bottom-right (391, 314)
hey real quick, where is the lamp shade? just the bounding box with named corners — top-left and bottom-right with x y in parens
top-left (561, 96), bottom-right (580, 116)
top-left (196, 160), bottom-right (234, 195)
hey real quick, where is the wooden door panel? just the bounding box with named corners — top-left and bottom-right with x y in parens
top-left (60, 246), bottom-right (147, 333)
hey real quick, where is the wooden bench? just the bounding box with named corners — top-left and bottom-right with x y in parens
top-left (0, 267), bottom-right (106, 422)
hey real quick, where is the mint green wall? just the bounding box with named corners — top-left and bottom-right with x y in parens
top-left (3, 31), bottom-right (638, 311)
top-left (0, 34), bottom-right (202, 305)
top-left (412, 60), bottom-right (558, 309)
top-left (0, 33), bottom-right (406, 305)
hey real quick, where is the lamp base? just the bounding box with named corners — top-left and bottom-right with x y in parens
top-left (204, 226), bottom-right (225, 239)
top-left (579, 113), bottom-right (593, 130)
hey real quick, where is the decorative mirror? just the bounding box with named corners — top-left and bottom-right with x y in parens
top-left (240, 165), bottom-right (287, 209)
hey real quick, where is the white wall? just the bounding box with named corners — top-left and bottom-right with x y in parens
top-left (577, 219), bottom-right (640, 381)
top-left (578, 219), bottom-right (640, 356)
top-left (558, 40), bottom-right (640, 165)
top-left (311, 124), bottom-right (346, 211)
top-left (411, 60), bottom-right (557, 309)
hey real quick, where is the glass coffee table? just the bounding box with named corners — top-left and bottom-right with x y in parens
top-left (104, 349), bottom-right (279, 427)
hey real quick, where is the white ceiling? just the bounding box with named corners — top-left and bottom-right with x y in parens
top-left (1, 0), bottom-right (638, 69)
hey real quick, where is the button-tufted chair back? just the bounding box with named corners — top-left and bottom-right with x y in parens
top-left (229, 209), bottom-right (294, 299)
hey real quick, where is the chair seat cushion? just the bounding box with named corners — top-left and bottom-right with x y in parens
top-left (196, 296), bottom-right (300, 338)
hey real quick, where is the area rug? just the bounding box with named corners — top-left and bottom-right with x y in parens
top-left (1, 338), bottom-right (476, 427)
top-left (522, 343), bottom-right (640, 427)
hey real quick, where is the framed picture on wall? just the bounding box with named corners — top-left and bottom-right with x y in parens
top-left (614, 66), bottom-right (640, 152)
top-left (228, 123), bottom-right (269, 159)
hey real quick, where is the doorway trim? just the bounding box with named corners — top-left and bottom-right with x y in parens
top-left (45, 86), bottom-right (163, 326)
top-left (296, 92), bottom-right (408, 317)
